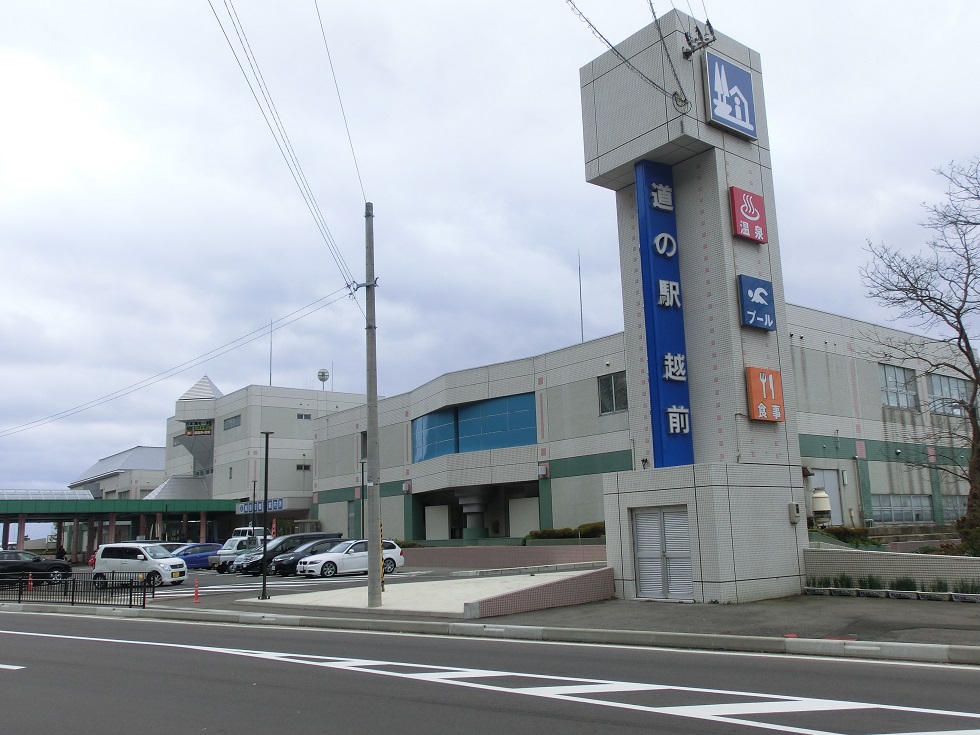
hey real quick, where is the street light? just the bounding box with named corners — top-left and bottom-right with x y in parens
top-left (259, 431), bottom-right (274, 600)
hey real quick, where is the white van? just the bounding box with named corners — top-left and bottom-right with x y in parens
top-left (93, 543), bottom-right (187, 587)
top-left (231, 526), bottom-right (271, 538)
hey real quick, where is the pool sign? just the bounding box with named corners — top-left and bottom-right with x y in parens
top-left (738, 274), bottom-right (776, 331)
top-left (704, 50), bottom-right (757, 139)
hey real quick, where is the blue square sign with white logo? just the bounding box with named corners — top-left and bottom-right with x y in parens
top-left (738, 274), bottom-right (776, 331)
top-left (704, 50), bottom-right (757, 139)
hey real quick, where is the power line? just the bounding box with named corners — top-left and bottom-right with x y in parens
top-left (564, 0), bottom-right (688, 111)
top-left (0, 288), bottom-right (352, 439)
top-left (207, 0), bottom-right (357, 290)
top-left (315, 0), bottom-right (367, 204)
top-left (647, 0), bottom-right (689, 109)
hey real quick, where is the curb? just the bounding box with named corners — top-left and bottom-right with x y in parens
top-left (3, 601), bottom-right (979, 665)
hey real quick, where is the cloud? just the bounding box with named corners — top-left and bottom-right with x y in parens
top-left (1, 1), bottom-right (978, 490)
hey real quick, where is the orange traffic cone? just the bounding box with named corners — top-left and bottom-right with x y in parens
top-left (26, 573), bottom-right (33, 591)
top-left (193, 576), bottom-right (199, 603)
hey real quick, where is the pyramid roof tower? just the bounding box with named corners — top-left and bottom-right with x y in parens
top-left (179, 375), bottom-right (223, 401)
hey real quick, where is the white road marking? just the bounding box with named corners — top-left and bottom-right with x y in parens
top-left (1, 627), bottom-right (979, 734)
top-left (0, 663), bottom-right (24, 670)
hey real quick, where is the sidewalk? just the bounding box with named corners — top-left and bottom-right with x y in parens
top-left (147, 567), bottom-right (980, 665)
top-left (5, 567), bottom-right (979, 665)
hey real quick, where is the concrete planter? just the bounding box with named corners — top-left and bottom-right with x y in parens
top-left (951, 592), bottom-right (980, 603)
top-left (887, 590), bottom-right (919, 600)
top-left (918, 591), bottom-right (952, 601)
top-left (829, 588), bottom-right (858, 597)
top-left (803, 586), bottom-right (830, 595)
top-left (857, 588), bottom-right (887, 598)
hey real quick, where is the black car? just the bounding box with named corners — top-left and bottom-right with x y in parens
top-left (269, 537), bottom-right (347, 577)
top-left (234, 532), bottom-right (342, 576)
top-left (0, 550), bottom-right (73, 584)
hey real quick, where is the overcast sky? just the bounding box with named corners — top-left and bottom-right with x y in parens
top-left (2, 0), bottom-right (978, 495)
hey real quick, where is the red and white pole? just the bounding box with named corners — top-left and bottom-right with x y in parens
top-left (193, 576), bottom-right (199, 603)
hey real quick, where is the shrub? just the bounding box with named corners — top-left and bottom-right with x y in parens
top-left (892, 577), bottom-right (919, 591)
top-left (395, 539), bottom-right (423, 549)
top-left (527, 527), bottom-right (577, 540)
top-left (833, 572), bottom-right (854, 589)
top-left (857, 575), bottom-right (884, 589)
top-left (820, 526), bottom-right (873, 545)
top-left (806, 575), bottom-right (833, 588)
top-left (952, 579), bottom-right (980, 594)
top-left (929, 578), bottom-right (949, 593)
top-left (576, 521), bottom-right (605, 538)
top-left (526, 521), bottom-right (605, 540)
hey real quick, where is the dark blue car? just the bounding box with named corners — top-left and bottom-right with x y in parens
top-left (171, 543), bottom-right (223, 569)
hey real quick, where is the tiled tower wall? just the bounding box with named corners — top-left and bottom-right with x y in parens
top-left (583, 11), bottom-right (807, 602)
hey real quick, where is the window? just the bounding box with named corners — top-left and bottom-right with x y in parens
top-left (871, 494), bottom-right (933, 524)
top-left (223, 414), bottom-right (241, 430)
top-left (599, 371), bottom-right (628, 414)
top-left (297, 413), bottom-right (312, 421)
top-left (411, 394), bottom-right (537, 463)
top-left (879, 364), bottom-right (918, 409)
top-left (941, 494), bottom-right (968, 522)
top-left (928, 373), bottom-right (971, 416)
top-left (296, 464), bottom-right (311, 471)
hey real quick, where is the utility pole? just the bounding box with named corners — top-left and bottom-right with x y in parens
top-left (259, 431), bottom-right (273, 601)
top-left (364, 202), bottom-right (382, 607)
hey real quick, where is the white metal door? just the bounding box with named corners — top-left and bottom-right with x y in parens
top-left (634, 506), bottom-right (693, 599)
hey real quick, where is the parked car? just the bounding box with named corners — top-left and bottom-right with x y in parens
top-left (269, 537), bottom-right (348, 577)
top-left (231, 532), bottom-right (342, 576)
top-left (170, 542), bottom-right (223, 569)
top-left (231, 526), bottom-right (271, 538)
top-left (296, 539), bottom-right (404, 578)
top-left (0, 550), bottom-right (73, 584)
top-left (93, 543), bottom-right (187, 587)
top-left (130, 540), bottom-right (185, 554)
top-left (209, 536), bottom-right (264, 573)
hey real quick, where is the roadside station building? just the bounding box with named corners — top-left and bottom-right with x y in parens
top-left (1, 11), bottom-right (970, 602)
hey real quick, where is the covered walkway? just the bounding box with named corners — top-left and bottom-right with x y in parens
top-left (0, 490), bottom-right (236, 562)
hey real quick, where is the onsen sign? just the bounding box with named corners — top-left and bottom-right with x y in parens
top-left (729, 186), bottom-right (768, 244)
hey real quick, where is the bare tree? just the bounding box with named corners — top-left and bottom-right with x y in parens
top-left (861, 158), bottom-right (980, 552)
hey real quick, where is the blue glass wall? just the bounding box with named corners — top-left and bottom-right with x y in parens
top-left (411, 393), bottom-right (536, 462)
top-left (411, 408), bottom-right (457, 462)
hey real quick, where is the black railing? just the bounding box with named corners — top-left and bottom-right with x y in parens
top-left (0, 571), bottom-right (151, 608)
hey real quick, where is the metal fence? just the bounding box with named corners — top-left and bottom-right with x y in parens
top-left (0, 571), bottom-right (151, 608)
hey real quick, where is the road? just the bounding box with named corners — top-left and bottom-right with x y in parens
top-left (1, 609), bottom-right (979, 734)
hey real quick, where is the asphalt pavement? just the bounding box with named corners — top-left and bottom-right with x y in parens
top-left (137, 565), bottom-right (980, 666)
top-left (4, 565), bottom-right (979, 665)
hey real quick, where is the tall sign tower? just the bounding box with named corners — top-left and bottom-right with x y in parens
top-left (582, 11), bottom-right (806, 602)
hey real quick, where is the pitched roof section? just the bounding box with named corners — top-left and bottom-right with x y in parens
top-left (71, 446), bottom-right (166, 486)
top-left (0, 489), bottom-right (94, 500)
top-left (179, 375), bottom-right (223, 401)
top-left (143, 476), bottom-right (211, 501)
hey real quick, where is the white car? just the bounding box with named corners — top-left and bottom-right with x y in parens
top-left (93, 543), bottom-right (187, 587)
top-left (296, 539), bottom-right (404, 578)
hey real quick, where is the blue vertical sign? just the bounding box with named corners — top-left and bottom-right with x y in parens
top-left (737, 274), bottom-right (776, 331)
top-left (635, 161), bottom-right (694, 467)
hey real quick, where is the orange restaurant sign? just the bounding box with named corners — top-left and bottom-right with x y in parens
top-left (745, 366), bottom-right (784, 422)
